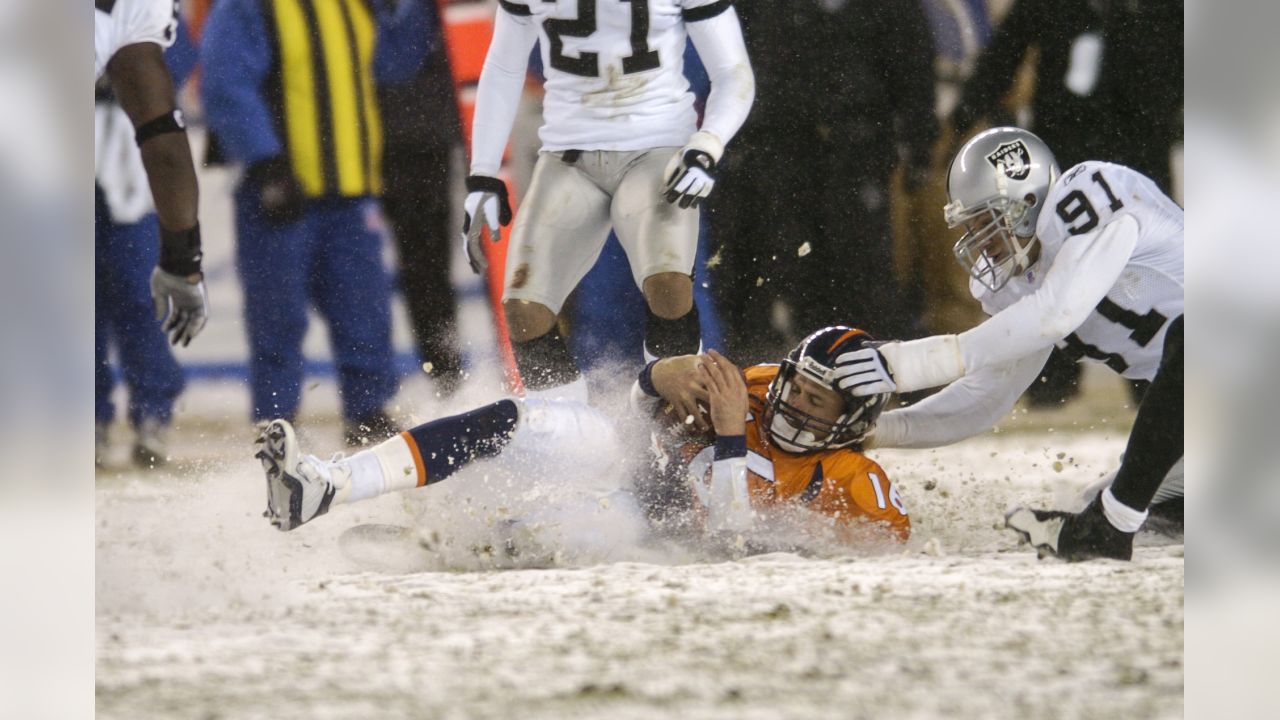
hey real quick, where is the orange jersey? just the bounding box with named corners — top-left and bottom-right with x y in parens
top-left (652, 365), bottom-right (910, 544)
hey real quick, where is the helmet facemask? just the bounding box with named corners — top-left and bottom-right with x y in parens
top-left (946, 193), bottom-right (1039, 293)
top-left (765, 356), bottom-right (884, 453)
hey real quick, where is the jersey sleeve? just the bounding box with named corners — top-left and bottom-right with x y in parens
top-left (97, 0), bottom-right (180, 77)
top-left (684, 5), bottom-right (754, 150)
top-left (121, 0), bottom-right (180, 52)
top-left (955, 214), bottom-right (1140, 372)
top-left (681, 0), bottom-right (735, 22)
top-left (468, 5), bottom-right (539, 176)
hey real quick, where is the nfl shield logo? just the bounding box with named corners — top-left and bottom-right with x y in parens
top-left (986, 140), bottom-right (1032, 181)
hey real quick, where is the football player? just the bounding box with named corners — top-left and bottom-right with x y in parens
top-left (95, 0), bottom-right (208, 346)
top-left (461, 0), bottom-right (755, 401)
top-left (254, 327), bottom-right (908, 551)
top-left (833, 127), bottom-right (1183, 561)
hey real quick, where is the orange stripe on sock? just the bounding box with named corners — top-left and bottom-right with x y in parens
top-left (401, 431), bottom-right (427, 486)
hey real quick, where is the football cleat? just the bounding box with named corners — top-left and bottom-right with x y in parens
top-left (254, 419), bottom-right (343, 532)
top-left (1005, 496), bottom-right (1135, 561)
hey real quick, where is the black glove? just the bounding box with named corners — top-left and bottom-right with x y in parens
top-left (246, 156), bottom-right (305, 225)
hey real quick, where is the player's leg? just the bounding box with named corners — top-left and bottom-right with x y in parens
top-left (107, 211), bottom-right (186, 467)
top-left (610, 148), bottom-right (702, 361)
top-left (502, 152), bottom-right (613, 400)
top-left (255, 397), bottom-right (619, 531)
top-left (95, 187), bottom-right (118, 465)
top-left (1008, 315), bottom-right (1185, 560)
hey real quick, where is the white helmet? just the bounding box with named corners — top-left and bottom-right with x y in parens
top-left (944, 127), bottom-right (1059, 292)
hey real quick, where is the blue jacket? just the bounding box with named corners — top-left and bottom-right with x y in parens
top-left (201, 0), bottom-right (432, 166)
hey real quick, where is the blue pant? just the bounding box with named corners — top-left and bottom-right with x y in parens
top-left (95, 186), bottom-right (185, 427)
top-left (234, 187), bottom-right (397, 422)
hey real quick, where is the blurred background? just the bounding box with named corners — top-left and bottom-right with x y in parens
top-left (4, 0), bottom-right (1277, 716)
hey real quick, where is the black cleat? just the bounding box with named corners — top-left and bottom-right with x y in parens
top-left (1006, 496), bottom-right (1135, 561)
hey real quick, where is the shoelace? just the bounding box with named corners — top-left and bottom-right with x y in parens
top-left (297, 452), bottom-right (352, 489)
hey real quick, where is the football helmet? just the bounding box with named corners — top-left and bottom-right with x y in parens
top-left (944, 127), bottom-right (1060, 292)
top-left (765, 326), bottom-right (892, 453)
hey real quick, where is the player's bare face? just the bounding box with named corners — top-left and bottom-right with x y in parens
top-left (786, 375), bottom-right (846, 439)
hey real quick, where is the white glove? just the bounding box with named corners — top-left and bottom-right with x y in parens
top-left (833, 343), bottom-right (897, 396)
top-left (460, 174), bottom-right (512, 273)
top-left (662, 131), bottom-right (725, 209)
top-left (835, 336), bottom-right (967, 396)
top-left (150, 267), bottom-right (208, 347)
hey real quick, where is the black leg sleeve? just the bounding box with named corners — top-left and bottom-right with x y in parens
top-left (511, 327), bottom-right (583, 390)
top-left (1110, 315), bottom-right (1184, 510)
top-left (644, 303), bottom-right (701, 358)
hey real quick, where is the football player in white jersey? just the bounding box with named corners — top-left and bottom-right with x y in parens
top-left (95, 0), bottom-right (208, 346)
top-left (461, 0), bottom-right (754, 401)
top-left (832, 127), bottom-right (1184, 561)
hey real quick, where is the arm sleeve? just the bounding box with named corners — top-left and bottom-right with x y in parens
top-left (684, 7), bottom-right (755, 149)
top-left (704, 437), bottom-right (752, 532)
top-left (198, 0), bottom-right (283, 164)
top-left (468, 7), bottom-right (539, 177)
top-left (957, 215), bottom-right (1140, 371)
top-left (873, 346), bottom-right (1051, 449)
top-left (373, 0), bottom-right (432, 84)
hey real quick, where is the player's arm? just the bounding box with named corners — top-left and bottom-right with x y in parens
top-left (837, 214), bottom-right (1140, 395)
top-left (107, 41), bottom-right (197, 245)
top-left (696, 350), bottom-right (753, 532)
top-left (106, 38), bottom-right (207, 346)
top-left (469, 4), bottom-right (539, 178)
top-left (662, 2), bottom-right (755, 208)
top-left (459, 4), bottom-right (539, 271)
top-left (872, 346), bottom-right (1050, 449)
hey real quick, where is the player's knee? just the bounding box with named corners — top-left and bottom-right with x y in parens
top-left (503, 300), bottom-right (558, 342)
top-left (642, 272), bottom-right (693, 319)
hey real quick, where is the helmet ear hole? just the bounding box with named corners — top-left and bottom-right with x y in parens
top-left (1024, 192), bottom-right (1038, 207)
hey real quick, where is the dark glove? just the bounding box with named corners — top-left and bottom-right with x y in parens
top-left (461, 174), bottom-right (512, 274)
top-left (246, 156), bottom-right (305, 225)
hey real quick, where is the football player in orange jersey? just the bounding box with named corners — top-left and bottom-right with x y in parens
top-left (253, 326), bottom-right (908, 554)
top-left (633, 326), bottom-right (909, 548)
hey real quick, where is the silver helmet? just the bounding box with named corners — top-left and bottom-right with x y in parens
top-left (944, 127), bottom-right (1060, 292)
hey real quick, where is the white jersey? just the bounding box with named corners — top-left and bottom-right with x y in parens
top-left (471, 0), bottom-right (751, 176)
top-left (968, 161), bottom-right (1184, 381)
top-left (94, 0), bottom-right (180, 79)
top-left (503, 0), bottom-right (724, 149)
top-left (875, 162), bottom-right (1183, 449)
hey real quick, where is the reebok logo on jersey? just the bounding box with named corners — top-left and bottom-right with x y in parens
top-left (986, 140), bottom-right (1032, 181)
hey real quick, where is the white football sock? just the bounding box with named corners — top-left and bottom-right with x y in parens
top-left (1101, 487), bottom-right (1149, 533)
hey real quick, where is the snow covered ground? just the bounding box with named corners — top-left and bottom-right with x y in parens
top-left (95, 370), bottom-right (1183, 720)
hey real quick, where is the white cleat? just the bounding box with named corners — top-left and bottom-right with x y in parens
top-left (254, 419), bottom-right (342, 532)
top-left (1005, 507), bottom-right (1065, 558)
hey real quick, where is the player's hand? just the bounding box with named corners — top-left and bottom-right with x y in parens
top-left (150, 267), bottom-right (208, 347)
top-left (662, 130), bottom-right (724, 209)
top-left (246, 156), bottom-right (305, 225)
top-left (461, 174), bottom-right (512, 274)
top-left (699, 349), bottom-right (747, 437)
top-left (833, 342), bottom-right (897, 396)
top-left (651, 355), bottom-right (710, 431)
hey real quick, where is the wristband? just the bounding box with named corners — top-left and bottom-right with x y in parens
top-left (158, 223), bottom-right (204, 277)
top-left (637, 360), bottom-right (661, 397)
top-left (135, 109), bottom-right (187, 146)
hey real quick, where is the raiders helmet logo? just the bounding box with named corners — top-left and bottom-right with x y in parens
top-left (986, 140), bottom-right (1032, 181)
